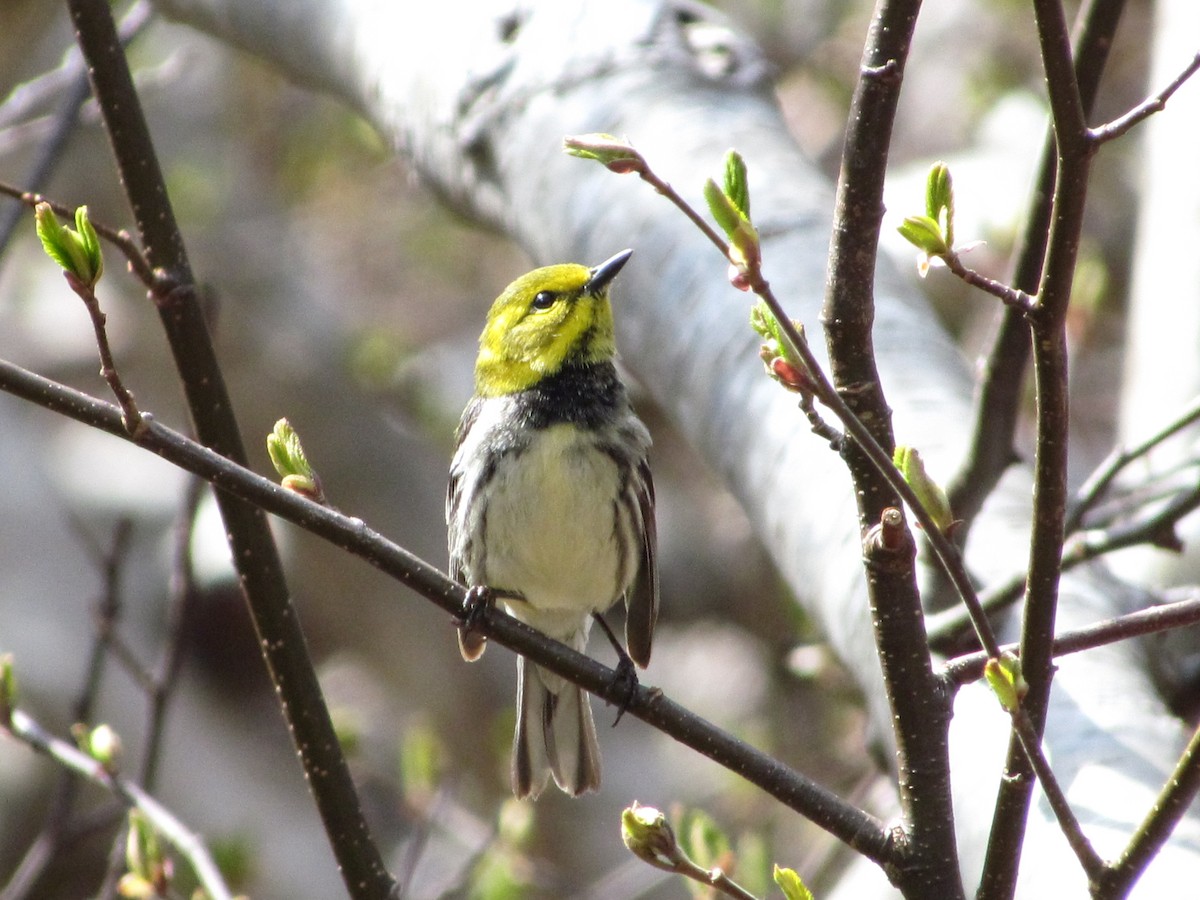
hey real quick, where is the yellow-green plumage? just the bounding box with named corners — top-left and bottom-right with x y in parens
top-left (447, 250), bottom-right (658, 798)
top-left (473, 262), bottom-right (617, 396)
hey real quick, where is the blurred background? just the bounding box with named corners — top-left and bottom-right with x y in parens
top-left (0, 0), bottom-right (1154, 896)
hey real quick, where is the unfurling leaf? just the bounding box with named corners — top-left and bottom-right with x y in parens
top-left (897, 215), bottom-right (949, 257)
top-left (35, 203), bottom-right (104, 288)
top-left (723, 149), bottom-right (750, 220)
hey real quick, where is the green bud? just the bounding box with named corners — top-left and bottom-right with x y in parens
top-left (267, 419), bottom-right (324, 501)
top-left (115, 872), bottom-right (155, 899)
top-left (563, 133), bottom-right (645, 174)
top-left (35, 203), bottom-right (104, 289)
top-left (893, 446), bottom-right (953, 533)
top-left (723, 149), bottom-right (750, 220)
top-left (0, 654), bottom-right (15, 724)
top-left (621, 803), bottom-right (678, 866)
top-left (774, 865), bottom-right (815, 900)
top-left (752, 302), bottom-right (809, 391)
top-left (78, 722), bottom-right (123, 773)
top-left (984, 651), bottom-right (1027, 712)
top-left (897, 215), bottom-right (949, 257)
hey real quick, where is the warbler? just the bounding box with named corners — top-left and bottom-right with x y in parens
top-left (447, 249), bottom-right (658, 798)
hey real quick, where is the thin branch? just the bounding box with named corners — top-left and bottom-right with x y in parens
top-left (0, 357), bottom-right (895, 866)
top-left (4, 709), bottom-right (233, 900)
top-left (1067, 395), bottom-right (1200, 534)
top-left (140, 476), bottom-right (206, 791)
top-left (1089, 51), bottom-right (1200, 146)
top-left (979, 0), bottom-right (1102, 890)
top-left (627, 153), bottom-right (1004, 662)
top-left (947, 0), bottom-right (1127, 537)
top-left (821, 1), bottom-right (964, 896)
top-left (941, 252), bottom-right (1037, 313)
top-left (0, 520), bottom-right (134, 900)
top-left (0, 2), bottom-right (154, 261)
top-left (1105, 720), bottom-right (1200, 895)
top-left (64, 2), bottom-right (397, 894)
top-left (930, 403), bottom-right (1200, 649)
top-left (941, 591), bottom-right (1200, 686)
top-left (64, 272), bottom-right (145, 435)
top-left (1008, 709), bottom-right (1106, 880)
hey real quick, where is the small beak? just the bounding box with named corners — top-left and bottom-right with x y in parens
top-left (586, 249), bottom-right (633, 294)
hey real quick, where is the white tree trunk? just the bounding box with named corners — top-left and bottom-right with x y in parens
top-left (149, 0), bottom-right (1200, 895)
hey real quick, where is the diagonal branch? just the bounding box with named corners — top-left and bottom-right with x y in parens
top-left (0, 356), bottom-right (894, 866)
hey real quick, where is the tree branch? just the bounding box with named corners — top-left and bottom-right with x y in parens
top-left (0, 357), bottom-right (893, 865)
top-left (63, 1), bottom-right (396, 895)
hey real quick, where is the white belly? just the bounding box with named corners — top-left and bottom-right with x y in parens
top-left (482, 424), bottom-right (624, 633)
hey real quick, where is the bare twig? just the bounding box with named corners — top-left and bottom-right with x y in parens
top-left (1089, 51), bottom-right (1200, 145)
top-left (1008, 709), bottom-right (1107, 881)
top-left (947, 0), bottom-right (1127, 539)
top-left (1105, 720), bottom-right (1200, 895)
top-left (979, 0), bottom-right (1104, 890)
top-left (4, 709), bottom-right (233, 900)
top-left (63, 272), bottom-right (145, 435)
top-left (942, 591), bottom-right (1200, 686)
top-left (1067, 396), bottom-right (1200, 534)
top-left (941, 252), bottom-right (1037, 313)
top-left (0, 2), bottom-right (154, 261)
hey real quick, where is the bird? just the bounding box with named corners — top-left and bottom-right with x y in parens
top-left (447, 248), bottom-right (658, 798)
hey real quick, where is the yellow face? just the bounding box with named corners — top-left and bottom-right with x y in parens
top-left (474, 255), bottom-right (627, 396)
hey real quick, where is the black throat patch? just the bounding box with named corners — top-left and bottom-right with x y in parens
top-left (513, 362), bottom-right (625, 430)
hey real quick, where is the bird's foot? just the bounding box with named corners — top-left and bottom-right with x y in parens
top-left (456, 585), bottom-right (495, 661)
top-left (593, 611), bottom-right (640, 726)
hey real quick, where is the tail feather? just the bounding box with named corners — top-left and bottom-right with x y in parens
top-left (513, 657), bottom-right (600, 798)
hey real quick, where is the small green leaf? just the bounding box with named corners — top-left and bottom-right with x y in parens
top-left (723, 149), bottom-right (750, 220)
top-left (984, 652), bottom-right (1027, 712)
top-left (897, 215), bottom-right (949, 257)
top-left (774, 865), bottom-right (815, 900)
top-left (74, 206), bottom-right (104, 284)
top-left (0, 654), bottom-right (15, 724)
top-left (704, 178), bottom-right (742, 239)
top-left (752, 302), bottom-right (811, 392)
top-left (925, 162), bottom-right (955, 249)
top-left (926, 162), bottom-right (952, 220)
top-left (893, 446), bottom-right (953, 532)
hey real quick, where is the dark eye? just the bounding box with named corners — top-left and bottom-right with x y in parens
top-left (531, 290), bottom-right (557, 310)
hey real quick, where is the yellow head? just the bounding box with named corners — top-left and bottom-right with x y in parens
top-left (474, 250), bottom-right (632, 397)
